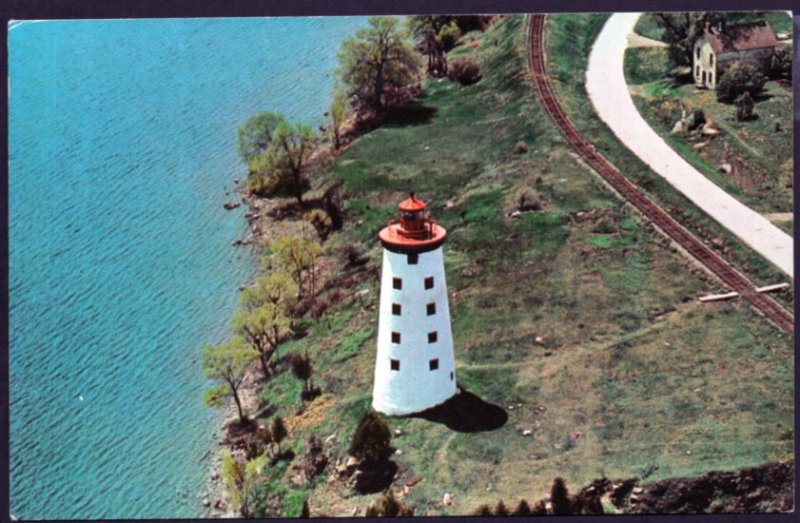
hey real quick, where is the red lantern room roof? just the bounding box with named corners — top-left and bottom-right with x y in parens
top-left (398, 193), bottom-right (427, 212)
top-left (379, 192), bottom-right (447, 254)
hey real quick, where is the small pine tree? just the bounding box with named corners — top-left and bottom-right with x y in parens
top-left (512, 499), bottom-right (532, 516)
top-left (473, 504), bottom-right (492, 516)
top-left (551, 477), bottom-right (572, 515)
top-left (300, 500), bottom-right (310, 518)
top-left (348, 411), bottom-right (393, 464)
top-left (291, 353), bottom-right (313, 395)
top-left (494, 500), bottom-right (510, 516)
top-left (271, 416), bottom-right (288, 455)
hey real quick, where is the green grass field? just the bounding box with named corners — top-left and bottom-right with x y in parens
top-left (248, 15), bottom-right (794, 516)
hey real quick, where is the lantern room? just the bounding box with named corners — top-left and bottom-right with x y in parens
top-left (379, 193), bottom-right (447, 252)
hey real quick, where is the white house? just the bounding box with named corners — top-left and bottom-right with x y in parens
top-left (372, 193), bottom-right (457, 416)
top-left (693, 20), bottom-right (781, 89)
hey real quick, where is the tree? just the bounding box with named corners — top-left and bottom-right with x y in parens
top-left (407, 16), bottom-right (452, 77)
top-left (202, 338), bottom-right (258, 425)
top-left (472, 504), bottom-right (492, 516)
top-left (299, 500), bottom-right (310, 518)
top-left (239, 113), bottom-right (315, 203)
top-left (271, 416), bottom-right (288, 456)
top-left (365, 490), bottom-right (413, 517)
top-left (238, 112), bottom-right (283, 165)
top-left (240, 270), bottom-right (299, 313)
top-left (337, 16), bottom-right (421, 117)
top-left (770, 44), bottom-right (792, 80)
top-left (291, 353), bottom-right (314, 398)
top-left (512, 499), bottom-right (532, 516)
top-left (330, 91), bottom-right (348, 149)
top-left (550, 477), bottom-right (572, 515)
top-left (272, 235), bottom-right (323, 298)
top-left (348, 411), bottom-right (393, 464)
top-left (233, 303), bottom-right (292, 381)
top-left (716, 62), bottom-right (766, 103)
top-left (494, 500), bottom-right (509, 516)
top-left (735, 91), bottom-right (755, 121)
top-left (220, 450), bottom-right (267, 517)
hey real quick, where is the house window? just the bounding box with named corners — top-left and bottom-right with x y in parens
top-left (393, 277), bottom-right (402, 290)
top-left (695, 65), bottom-right (700, 77)
top-left (391, 359), bottom-right (400, 371)
top-left (392, 303), bottom-right (401, 316)
top-left (424, 276), bottom-right (434, 289)
top-left (450, 371), bottom-right (454, 381)
top-left (709, 54), bottom-right (714, 68)
top-left (429, 358), bottom-right (439, 371)
top-left (696, 46), bottom-right (701, 59)
top-left (426, 302), bottom-right (436, 315)
top-left (428, 331), bottom-right (438, 343)
top-left (408, 253), bottom-right (418, 265)
top-left (392, 332), bottom-right (401, 344)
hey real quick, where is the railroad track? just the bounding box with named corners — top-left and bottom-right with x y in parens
top-left (527, 14), bottom-right (794, 336)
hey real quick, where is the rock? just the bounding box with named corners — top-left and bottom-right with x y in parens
top-left (424, 145), bottom-right (430, 151)
top-left (508, 405), bottom-right (514, 410)
top-left (395, 449), bottom-right (403, 456)
top-left (443, 492), bottom-right (454, 506)
top-left (345, 456), bottom-right (358, 469)
top-left (534, 335), bottom-right (545, 345)
top-left (202, 498), bottom-right (210, 508)
top-left (670, 120), bottom-right (684, 134)
top-left (214, 499), bottom-right (226, 510)
top-left (718, 163), bottom-right (732, 174)
top-left (711, 237), bottom-right (724, 248)
top-left (445, 199), bottom-right (456, 209)
top-left (512, 141), bottom-right (528, 154)
top-left (522, 429), bottom-right (533, 436)
top-left (508, 210), bottom-right (521, 218)
top-left (394, 429), bottom-right (403, 437)
top-left (211, 472), bottom-right (220, 481)
top-left (234, 178), bottom-right (240, 184)
top-left (352, 506), bottom-right (361, 516)
top-left (693, 141), bottom-right (708, 150)
top-left (223, 201), bottom-right (241, 210)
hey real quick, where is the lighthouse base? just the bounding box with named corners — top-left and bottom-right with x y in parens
top-left (372, 387), bottom-right (457, 417)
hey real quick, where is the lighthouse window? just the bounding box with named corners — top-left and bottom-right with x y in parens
top-left (392, 332), bottom-right (401, 344)
top-left (392, 303), bottom-right (401, 316)
top-left (391, 359), bottom-right (400, 371)
top-left (450, 371), bottom-right (454, 381)
top-left (429, 358), bottom-right (439, 371)
top-left (393, 277), bottom-right (402, 290)
top-left (426, 303), bottom-right (436, 315)
top-left (424, 276), bottom-right (434, 289)
top-left (428, 331), bottom-right (438, 343)
top-left (407, 253), bottom-right (418, 265)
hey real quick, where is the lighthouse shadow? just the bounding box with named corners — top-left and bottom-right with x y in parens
top-left (409, 388), bottom-right (508, 432)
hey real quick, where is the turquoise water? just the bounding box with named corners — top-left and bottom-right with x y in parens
top-left (9, 16), bottom-right (367, 519)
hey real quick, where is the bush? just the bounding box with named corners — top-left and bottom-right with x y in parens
top-left (448, 57), bottom-right (483, 86)
top-left (716, 62), bottom-right (766, 103)
top-left (348, 411), bottom-right (393, 464)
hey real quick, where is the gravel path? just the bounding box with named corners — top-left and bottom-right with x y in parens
top-left (585, 13), bottom-right (793, 278)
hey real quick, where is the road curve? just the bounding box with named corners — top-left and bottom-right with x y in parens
top-left (526, 15), bottom-right (793, 335)
top-left (585, 13), bottom-right (793, 278)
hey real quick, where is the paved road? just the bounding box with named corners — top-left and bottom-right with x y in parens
top-left (585, 13), bottom-right (793, 278)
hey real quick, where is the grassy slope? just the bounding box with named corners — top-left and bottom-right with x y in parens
top-left (251, 15), bottom-right (794, 516)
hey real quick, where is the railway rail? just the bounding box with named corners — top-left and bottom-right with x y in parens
top-left (527, 14), bottom-right (794, 335)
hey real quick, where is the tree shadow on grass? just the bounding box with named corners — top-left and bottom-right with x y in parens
top-left (380, 100), bottom-right (438, 128)
top-left (408, 387), bottom-right (508, 432)
top-left (354, 460), bottom-right (399, 494)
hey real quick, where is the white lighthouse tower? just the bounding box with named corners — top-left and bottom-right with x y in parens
top-left (372, 193), bottom-right (457, 415)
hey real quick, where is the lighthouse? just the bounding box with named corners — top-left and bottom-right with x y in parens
top-left (372, 193), bottom-right (457, 416)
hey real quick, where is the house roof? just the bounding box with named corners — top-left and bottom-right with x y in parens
top-left (704, 21), bottom-right (779, 54)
